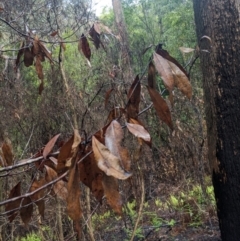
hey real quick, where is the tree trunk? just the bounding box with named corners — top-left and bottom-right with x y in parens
top-left (193, 1), bottom-right (240, 240)
top-left (112, 0), bottom-right (133, 79)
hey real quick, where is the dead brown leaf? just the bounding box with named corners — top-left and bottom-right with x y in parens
top-left (30, 177), bottom-right (46, 218)
top-left (5, 182), bottom-right (21, 222)
top-left (129, 118), bottom-right (152, 147)
top-left (24, 48), bottom-right (34, 67)
top-left (102, 174), bottom-right (122, 215)
top-left (127, 75), bottom-right (141, 120)
top-left (153, 52), bottom-right (174, 91)
top-left (92, 136), bottom-right (131, 180)
top-left (105, 120), bottom-right (131, 172)
top-left (126, 121), bottom-right (151, 143)
top-left (35, 57), bottom-right (44, 80)
top-left (148, 61), bottom-right (157, 89)
top-left (105, 88), bottom-right (114, 108)
top-left (67, 157), bottom-right (82, 221)
top-left (1, 142), bottom-right (14, 166)
top-left (78, 34), bottom-right (91, 61)
top-left (20, 197), bottom-right (33, 226)
top-left (147, 86), bottom-right (173, 129)
top-left (57, 135), bottom-right (74, 173)
top-left (45, 165), bottom-right (68, 201)
top-left (168, 61), bottom-right (192, 99)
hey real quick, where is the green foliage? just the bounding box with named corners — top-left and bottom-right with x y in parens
top-left (18, 233), bottom-right (41, 241)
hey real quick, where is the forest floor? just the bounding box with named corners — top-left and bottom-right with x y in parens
top-left (92, 178), bottom-right (221, 241)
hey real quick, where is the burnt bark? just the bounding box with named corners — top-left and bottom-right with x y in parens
top-left (193, 0), bottom-right (240, 240)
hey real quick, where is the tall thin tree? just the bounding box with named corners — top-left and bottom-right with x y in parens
top-left (193, 0), bottom-right (240, 240)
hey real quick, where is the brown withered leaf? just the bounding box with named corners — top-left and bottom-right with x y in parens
top-left (16, 41), bottom-right (25, 67)
top-left (35, 57), bottom-right (44, 80)
top-left (147, 86), bottom-right (173, 129)
top-left (43, 134), bottom-right (61, 159)
top-left (105, 88), bottom-right (114, 108)
top-left (67, 158), bottom-right (82, 221)
top-left (78, 149), bottom-right (104, 203)
top-left (106, 108), bottom-right (126, 124)
top-left (92, 136), bottom-right (131, 180)
top-left (127, 75), bottom-right (141, 120)
top-left (5, 181), bottom-right (21, 222)
top-left (32, 36), bottom-right (40, 56)
top-left (45, 165), bottom-right (68, 201)
top-left (129, 118), bottom-right (152, 147)
top-left (50, 31), bottom-right (58, 37)
top-left (78, 34), bottom-right (91, 61)
top-left (102, 174), bottom-right (122, 215)
top-left (89, 24), bottom-right (101, 49)
top-left (94, 122), bottom-right (111, 144)
top-left (168, 61), bottom-right (192, 99)
top-left (30, 177), bottom-right (46, 218)
top-left (57, 135), bottom-right (74, 173)
top-left (2, 142), bottom-right (14, 166)
top-left (105, 120), bottom-right (131, 172)
top-left (126, 121), bottom-right (151, 143)
top-left (20, 197), bottom-right (33, 226)
top-left (153, 52), bottom-right (174, 91)
top-left (24, 48), bottom-right (34, 67)
top-left (38, 79), bottom-right (44, 95)
top-left (148, 61), bottom-right (157, 89)
top-left (65, 129), bottom-right (81, 167)
top-left (38, 41), bottom-right (53, 63)
top-left (156, 45), bottom-right (188, 77)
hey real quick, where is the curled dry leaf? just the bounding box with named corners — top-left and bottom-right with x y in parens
top-left (33, 36), bottom-right (40, 56)
top-left (153, 52), bottom-right (174, 91)
top-left (67, 158), bottom-right (82, 221)
top-left (57, 135), bottom-right (74, 173)
top-left (30, 177), bottom-right (46, 218)
top-left (50, 30), bottom-right (58, 37)
top-left (148, 61), bottom-right (157, 89)
top-left (156, 45), bottom-right (188, 77)
top-left (126, 121), bottom-right (151, 143)
top-left (20, 197), bottom-right (33, 226)
top-left (105, 120), bottom-right (131, 171)
top-left (89, 24), bottom-right (101, 49)
top-left (102, 174), bottom-right (122, 215)
top-left (24, 48), bottom-right (34, 67)
top-left (78, 149), bottom-right (104, 203)
top-left (147, 86), bottom-right (173, 129)
top-left (38, 41), bottom-right (53, 63)
top-left (179, 47), bottom-right (195, 54)
top-left (92, 136), bottom-right (132, 180)
top-left (129, 118), bottom-right (152, 147)
top-left (153, 51), bottom-right (192, 99)
top-left (105, 88), bottom-right (114, 108)
top-left (127, 75), bottom-right (141, 119)
top-left (1, 142), bottom-right (14, 166)
top-left (78, 34), bottom-right (91, 61)
top-left (5, 181), bottom-right (21, 222)
top-left (35, 57), bottom-right (44, 80)
top-left (168, 61), bottom-right (192, 99)
top-left (45, 165), bottom-right (68, 201)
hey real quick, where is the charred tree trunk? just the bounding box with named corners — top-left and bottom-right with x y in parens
top-left (193, 0), bottom-right (240, 240)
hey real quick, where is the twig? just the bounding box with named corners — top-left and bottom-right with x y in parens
top-left (19, 125), bottom-right (35, 159)
top-left (130, 163), bottom-right (145, 241)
